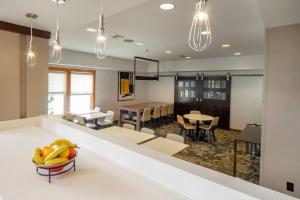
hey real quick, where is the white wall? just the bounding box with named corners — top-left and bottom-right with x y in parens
top-left (261, 24), bottom-right (300, 198)
top-left (147, 77), bottom-right (174, 103)
top-left (95, 69), bottom-right (149, 120)
top-left (149, 55), bottom-right (264, 72)
top-left (230, 76), bottom-right (263, 130)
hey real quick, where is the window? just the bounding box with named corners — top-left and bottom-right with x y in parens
top-left (48, 67), bottom-right (95, 115)
top-left (70, 73), bottom-right (94, 114)
top-left (48, 72), bottom-right (67, 115)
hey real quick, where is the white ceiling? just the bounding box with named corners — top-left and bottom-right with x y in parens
top-left (0, 0), bottom-right (299, 61)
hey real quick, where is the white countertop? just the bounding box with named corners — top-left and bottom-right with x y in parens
top-left (0, 126), bottom-right (188, 200)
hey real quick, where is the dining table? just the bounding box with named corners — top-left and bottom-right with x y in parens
top-left (119, 102), bottom-right (169, 130)
top-left (233, 125), bottom-right (261, 177)
top-left (98, 126), bottom-right (156, 144)
top-left (140, 137), bottom-right (189, 156)
top-left (79, 112), bottom-right (109, 127)
top-left (183, 114), bottom-right (214, 141)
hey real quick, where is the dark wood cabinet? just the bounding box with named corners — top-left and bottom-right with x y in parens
top-left (174, 76), bottom-right (231, 129)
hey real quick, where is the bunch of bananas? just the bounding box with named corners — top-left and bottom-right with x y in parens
top-left (32, 139), bottom-right (78, 166)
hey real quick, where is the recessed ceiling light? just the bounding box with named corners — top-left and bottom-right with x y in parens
top-left (185, 56), bottom-right (191, 59)
top-left (86, 28), bottom-right (97, 33)
top-left (52, 0), bottom-right (66, 4)
top-left (234, 52), bottom-right (242, 56)
top-left (165, 50), bottom-right (172, 54)
top-left (160, 3), bottom-right (175, 10)
top-left (222, 44), bottom-right (231, 48)
top-left (136, 42), bottom-right (144, 46)
top-left (201, 31), bottom-right (211, 35)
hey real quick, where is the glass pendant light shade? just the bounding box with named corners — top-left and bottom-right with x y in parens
top-left (96, 0), bottom-right (107, 59)
top-left (51, 0), bottom-right (63, 63)
top-left (51, 30), bottom-right (62, 63)
top-left (26, 49), bottom-right (36, 67)
top-left (26, 13), bottom-right (38, 67)
top-left (188, 0), bottom-right (212, 52)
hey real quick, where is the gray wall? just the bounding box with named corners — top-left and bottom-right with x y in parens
top-left (261, 24), bottom-right (300, 198)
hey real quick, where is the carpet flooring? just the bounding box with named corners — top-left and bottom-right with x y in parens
top-left (155, 122), bottom-right (260, 184)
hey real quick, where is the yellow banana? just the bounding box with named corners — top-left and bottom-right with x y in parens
top-left (45, 157), bottom-right (68, 166)
top-left (50, 139), bottom-right (78, 149)
top-left (44, 145), bottom-right (68, 162)
top-left (50, 139), bottom-right (72, 148)
top-left (32, 148), bottom-right (44, 165)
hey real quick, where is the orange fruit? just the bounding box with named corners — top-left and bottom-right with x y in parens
top-left (68, 148), bottom-right (76, 159)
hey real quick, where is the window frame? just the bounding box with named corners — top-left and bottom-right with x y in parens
top-left (49, 67), bottom-right (96, 114)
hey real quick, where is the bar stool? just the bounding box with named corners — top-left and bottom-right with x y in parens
top-left (151, 106), bottom-right (162, 128)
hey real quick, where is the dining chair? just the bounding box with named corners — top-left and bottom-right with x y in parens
top-left (151, 106), bottom-right (162, 128)
top-left (94, 107), bottom-right (101, 112)
top-left (160, 105), bottom-right (169, 125)
top-left (189, 110), bottom-right (201, 125)
top-left (141, 127), bottom-right (155, 135)
top-left (167, 104), bottom-right (174, 123)
top-left (176, 115), bottom-right (195, 141)
top-left (98, 111), bottom-right (115, 127)
top-left (123, 123), bottom-right (135, 130)
top-left (199, 117), bottom-right (219, 143)
top-left (166, 133), bottom-right (185, 144)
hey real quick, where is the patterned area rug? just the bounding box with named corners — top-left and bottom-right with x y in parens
top-left (155, 122), bottom-right (260, 184)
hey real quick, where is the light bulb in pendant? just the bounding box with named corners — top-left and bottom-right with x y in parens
top-left (51, 36), bottom-right (62, 63)
top-left (26, 49), bottom-right (36, 67)
top-left (188, 0), bottom-right (212, 52)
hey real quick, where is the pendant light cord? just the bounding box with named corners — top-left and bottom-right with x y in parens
top-left (56, 1), bottom-right (59, 30)
top-left (29, 17), bottom-right (33, 49)
top-left (100, 0), bottom-right (103, 14)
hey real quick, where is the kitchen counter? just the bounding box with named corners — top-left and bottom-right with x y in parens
top-left (0, 126), bottom-right (188, 200)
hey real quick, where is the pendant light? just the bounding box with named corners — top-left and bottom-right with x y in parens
top-left (96, 0), bottom-right (107, 59)
top-left (51, 0), bottom-right (65, 63)
top-left (26, 13), bottom-right (38, 67)
top-left (188, 0), bottom-right (212, 52)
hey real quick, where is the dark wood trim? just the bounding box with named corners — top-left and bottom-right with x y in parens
top-left (0, 21), bottom-right (51, 39)
top-left (135, 76), bottom-right (159, 80)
